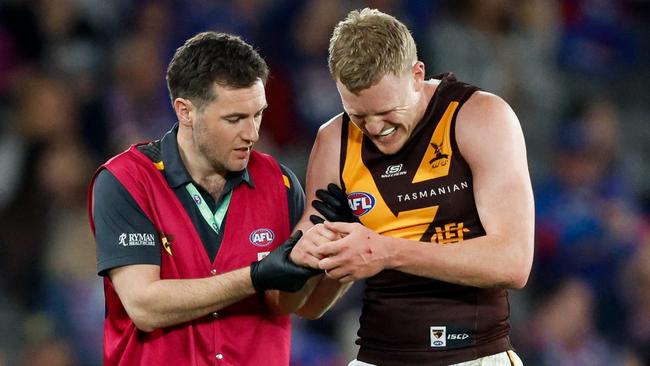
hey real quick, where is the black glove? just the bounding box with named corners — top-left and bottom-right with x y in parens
top-left (310, 183), bottom-right (358, 224)
top-left (250, 231), bottom-right (322, 292)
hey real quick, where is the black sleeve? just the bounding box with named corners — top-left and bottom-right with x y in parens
top-left (92, 169), bottom-right (161, 276)
top-left (279, 164), bottom-right (305, 231)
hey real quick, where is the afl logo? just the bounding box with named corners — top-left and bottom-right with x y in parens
top-left (249, 228), bottom-right (275, 247)
top-left (347, 192), bottom-right (375, 217)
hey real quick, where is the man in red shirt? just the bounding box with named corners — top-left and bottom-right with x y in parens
top-left (89, 32), bottom-right (328, 365)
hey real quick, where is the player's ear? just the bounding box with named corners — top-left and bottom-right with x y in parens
top-left (412, 61), bottom-right (425, 91)
top-left (174, 98), bottom-right (194, 127)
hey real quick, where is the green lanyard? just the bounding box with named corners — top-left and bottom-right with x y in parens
top-left (185, 183), bottom-right (232, 234)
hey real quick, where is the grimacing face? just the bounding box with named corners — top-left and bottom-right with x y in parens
top-left (192, 79), bottom-right (267, 174)
top-left (337, 71), bottom-right (421, 155)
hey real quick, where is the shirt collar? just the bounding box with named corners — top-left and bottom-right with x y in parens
top-left (160, 123), bottom-right (254, 189)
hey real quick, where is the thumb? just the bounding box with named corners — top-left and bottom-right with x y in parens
top-left (289, 230), bottom-right (303, 242)
top-left (285, 230), bottom-right (303, 248)
top-left (279, 230), bottom-right (303, 257)
top-left (323, 221), bottom-right (355, 234)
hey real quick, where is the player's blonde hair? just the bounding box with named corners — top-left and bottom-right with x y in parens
top-left (328, 8), bottom-right (417, 94)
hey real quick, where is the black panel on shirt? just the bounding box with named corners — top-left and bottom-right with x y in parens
top-left (93, 169), bottom-right (161, 276)
top-left (281, 164), bottom-right (305, 229)
top-left (92, 124), bottom-right (305, 275)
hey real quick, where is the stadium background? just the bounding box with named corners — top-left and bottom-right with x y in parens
top-left (0, 0), bottom-right (649, 365)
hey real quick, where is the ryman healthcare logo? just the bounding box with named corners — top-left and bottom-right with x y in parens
top-left (249, 228), bottom-right (275, 247)
top-left (118, 233), bottom-right (156, 247)
top-left (347, 192), bottom-right (375, 217)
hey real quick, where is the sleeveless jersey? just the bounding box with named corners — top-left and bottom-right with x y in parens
top-left (88, 146), bottom-right (291, 366)
top-left (340, 73), bottom-right (511, 365)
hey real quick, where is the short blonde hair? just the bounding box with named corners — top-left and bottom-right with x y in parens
top-left (328, 8), bottom-right (417, 94)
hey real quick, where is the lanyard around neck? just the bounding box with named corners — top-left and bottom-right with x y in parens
top-left (185, 183), bottom-right (232, 234)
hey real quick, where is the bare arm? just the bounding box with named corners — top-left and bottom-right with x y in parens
top-left (111, 231), bottom-right (318, 330)
top-left (109, 264), bottom-right (255, 332)
top-left (317, 92), bottom-right (534, 289)
top-left (288, 114), bottom-right (354, 319)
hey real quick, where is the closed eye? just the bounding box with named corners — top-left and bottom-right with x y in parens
top-left (224, 116), bottom-right (243, 123)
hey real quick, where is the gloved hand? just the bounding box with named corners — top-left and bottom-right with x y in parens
top-left (250, 231), bottom-right (322, 292)
top-left (310, 183), bottom-right (358, 225)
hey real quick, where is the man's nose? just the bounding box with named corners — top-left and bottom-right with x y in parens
top-left (241, 117), bottom-right (259, 143)
top-left (364, 116), bottom-right (384, 135)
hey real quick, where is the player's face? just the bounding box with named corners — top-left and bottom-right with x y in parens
top-left (337, 70), bottom-right (421, 155)
top-left (193, 80), bottom-right (266, 174)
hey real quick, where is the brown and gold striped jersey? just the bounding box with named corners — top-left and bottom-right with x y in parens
top-left (340, 73), bottom-right (512, 365)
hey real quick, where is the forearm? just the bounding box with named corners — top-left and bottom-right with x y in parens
top-left (296, 276), bottom-right (353, 319)
top-left (389, 234), bottom-right (532, 288)
top-left (267, 275), bottom-right (321, 315)
top-left (120, 267), bottom-right (255, 331)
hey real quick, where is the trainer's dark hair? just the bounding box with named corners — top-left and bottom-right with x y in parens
top-left (166, 32), bottom-right (269, 110)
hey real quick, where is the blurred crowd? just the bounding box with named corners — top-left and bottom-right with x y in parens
top-left (0, 0), bottom-right (649, 365)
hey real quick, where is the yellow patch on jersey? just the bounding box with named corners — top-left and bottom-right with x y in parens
top-left (432, 222), bottom-right (470, 244)
top-left (154, 161), bottom-right (165, 170)
top-left (282, 175), bottom-right (291, 189)
top-left (343, 123), bottom-right (441, 240)
top-left (161, 235), bottom-right (173, 256)
top-left (412, 102), bottom-right (458, 183)
top-left (379, 206), bottom-right (440, 241)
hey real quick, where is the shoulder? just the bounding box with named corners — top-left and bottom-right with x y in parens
top-left (104, 145), bottom-right (155, 177)
top-left (457, 91), bottom-right (518, 131)
top-left (456, 91), bottom-right (520, 148)
top-left (302, 113), bottom-right (347, 195)
top-left (94, 168), bottom-right (118, 189)
top-left (316, 112), bottom-right (345, 142)
top-left (278, 163), bottom-right (303, 191)
top-left (455, 91), bottom-right (526, 168)
top-left (308, 113), bottom-right (345, 175)
top-left (92, 169), bottom-right (143, 217)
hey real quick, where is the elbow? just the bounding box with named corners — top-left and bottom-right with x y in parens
top-left (508, 271), bottom-right (530, 289)
top-left (132, 319), bottom-right (156, 333)
top-left (491, 272), bottom-right (528, 290)
top-left (129, 310), bottom-right (159, 332)
top-left (502, 259), bottom-right (532, 290)
top-left (296, 307), bottom-right (326, 320)
top-left (499, 237), bottom-right (533, 289)
top-left (124, 301), bottom-right (162, 332)
top-left (296, 299), bottom-right (333, 320)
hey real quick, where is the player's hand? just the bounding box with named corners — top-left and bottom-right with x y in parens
top-left (290, 224), bottom-right (341, 269)
top-left (315, 222), bottom-right (392, 282)
top-left (310, 183), bottom-right (358, 224)
top-left (250, 231), bottom-right (322, 292)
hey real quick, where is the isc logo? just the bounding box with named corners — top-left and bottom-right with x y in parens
top-left (249, 228), bottom-right (275, 247)
top-left (448, 333), bottom-right (469, 340)
top-left (347, 192), bottom-right (375, 217)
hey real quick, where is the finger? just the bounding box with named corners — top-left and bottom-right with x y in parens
top-left (324, 266), bottom-right (349, 281)
top-left (315, 227), bottom-right (340, 241)
top-left (291, 242), bottom-right (324, 267)
top-left (290, 230), bottom-right (303, 241)
top-left (312, 200), bottom-right (339, 221)
top-left (327, 183), bottom-right (348, 202)
top-left (283, 230), bottom-right (303, 252)
top-left (309, 214), bottom-right (325, 225)
top-left (306, 234), bottom-right (333, 248)
top-left (316, 189), bottom-right (346, 209)
top-left (336, 274), bottom-right (355, 283)
top-left (317, 254), bottom-right (343, 270)
top-left (323, 221), bottom-right (356, 234)
top-left (304, 225), bottom-right (330, 243)
top-left (300, 256), bottom-right (323, 269)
